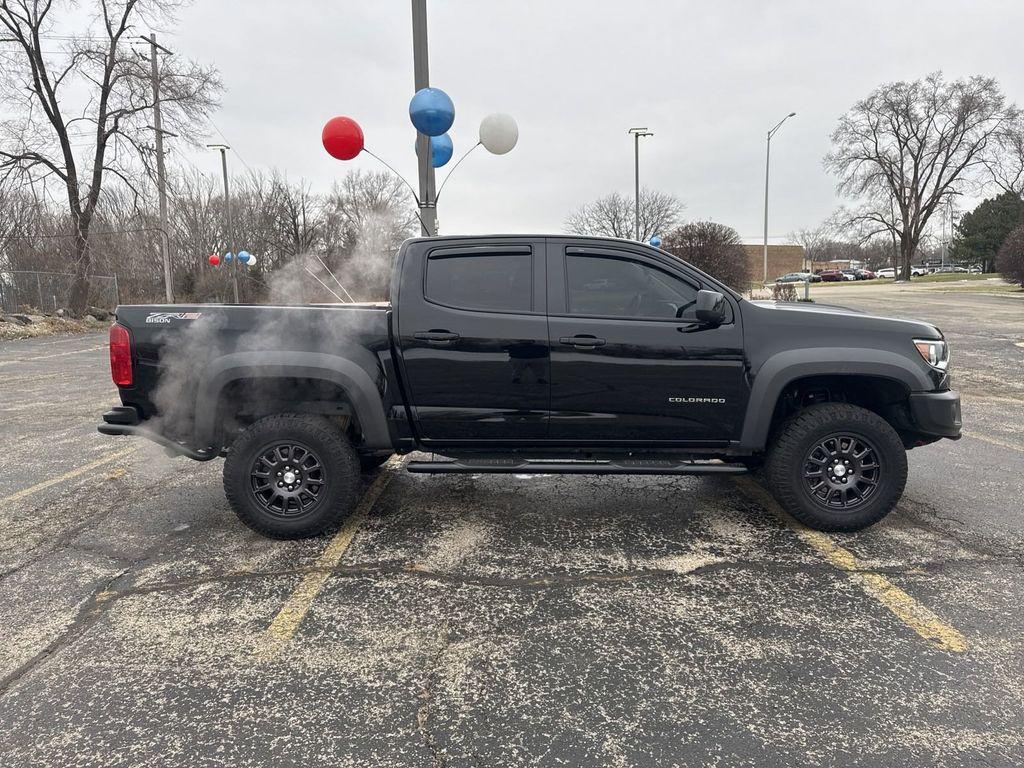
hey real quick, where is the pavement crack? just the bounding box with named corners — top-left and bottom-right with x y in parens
top-left (417, 622), bottom-right (451, 768)
top-left (0, 528), bottom-right (188, 698)
top-left (900, 496), bottom-right (1021, 560)
top-left (74, 553), bottom-right (1024, 607)
top-left (0, 568), bottom-right (124, 697)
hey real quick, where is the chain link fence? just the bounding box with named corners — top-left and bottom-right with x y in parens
top-left (0, 271), bottom-right (119, 314)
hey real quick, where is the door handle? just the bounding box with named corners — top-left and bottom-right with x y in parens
top-left (559, 335), bottom-right (606, 348)
top-left (414, 330), bottom-right (461, 343)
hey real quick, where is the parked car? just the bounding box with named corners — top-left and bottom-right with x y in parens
top-left (99, 234), bottom-right (961, 537)
top-left (968, 266), bottom-right (982, 273)
top-left (840, 270), bottom-right (859, 281)
top-left (855, 269), bottom-right (876, 280)
top-left (876, 267), bottom-right (896, 279)
top-left (776, 272), bottom-right (821, 284)
top-left (818, 269), bottom-right (846, 282)
top-left (910, 266), bottom-right (930, 277)
top-left (775, 272), bottom-right (804, 284)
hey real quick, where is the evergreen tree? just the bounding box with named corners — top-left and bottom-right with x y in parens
top-left (950, 192), bottom-right (1024, 272)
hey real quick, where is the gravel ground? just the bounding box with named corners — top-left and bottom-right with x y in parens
top-left (0, 287), bottom-right (1021, 767)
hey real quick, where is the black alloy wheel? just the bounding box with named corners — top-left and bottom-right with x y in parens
top-left (250, 441), bottom-right (326, 517)
top-left (801, 433), bottom-right (881, 510)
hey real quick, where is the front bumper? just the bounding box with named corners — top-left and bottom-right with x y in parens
top-left (908, 390), bottom-right (962, 439)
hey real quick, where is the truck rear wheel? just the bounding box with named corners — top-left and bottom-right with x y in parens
top-left (764, 403), bottom-right (907, 532)
top-left (224, 413), bottom-right (360, 539)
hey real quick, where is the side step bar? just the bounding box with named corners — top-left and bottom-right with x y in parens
top-left (407, 458), bottom-right (747, 476)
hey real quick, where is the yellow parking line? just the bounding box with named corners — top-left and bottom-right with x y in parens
top-left (0, 345), bottom-right (106, 367)
top-left (256, 458), bottom-right (403, 661)
top-left (733, 476), bottom-right (968, 653)
top-left (963, 431), bottom-right (1024, 453)
top-left (0, 447), bottom-right (134, 506)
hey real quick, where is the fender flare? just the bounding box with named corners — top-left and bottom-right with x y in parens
top-left (738, 348), bottom-right (932, 451)
top-left (193, 351), bottom-right (392, 450)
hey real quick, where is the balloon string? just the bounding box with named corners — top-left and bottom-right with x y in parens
top-left (303, 267), bottom-right (347, 303)
top-left (312, 253), bottom-right (355, 302)
top-left (361, 147), bottom-right (434, 234)
top-left (361, 148), bottom-right (422, 207)
top-left (436, 142), bottom-right (481, 203)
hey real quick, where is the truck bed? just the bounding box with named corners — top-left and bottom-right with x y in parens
top-left (114, 302), bottom-right (392, 441)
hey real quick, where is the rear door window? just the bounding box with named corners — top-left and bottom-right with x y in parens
top-left (425, 252), bottom-right (533, 313)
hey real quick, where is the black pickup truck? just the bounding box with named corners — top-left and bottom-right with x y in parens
top-left (99, 235), bottom-right (961, 538)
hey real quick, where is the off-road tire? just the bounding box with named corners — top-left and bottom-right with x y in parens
top-left (764, 403), bottom-right (907, 532)
top-left (359, 453), bottom-right (393, 473)
top-left (224, 413), bottom-right (360, 539)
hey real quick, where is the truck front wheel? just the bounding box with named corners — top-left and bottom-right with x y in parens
top-left (224, 413), bottom-right (360, 539)
top-left (764, 403), bottom-right (908, 532)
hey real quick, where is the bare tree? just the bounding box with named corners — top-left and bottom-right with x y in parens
top-left (271, 173), bottom-right (323, 259)
top-left (662, 221), bottom-right (751, 291)
top-left (830, 185), bottom-right (904, 272)
top-left (0, 0), bottom-right (221, 313)
top-left (564, 189), bottom-right (683, 241)
top-left (789, 225), bottom-right (830, 271)
top-left (985, 116), bottom-right (1024, 196)
top-left (825, 72), bottom-right (1017, 280)
top-left (323, 170), bottom-right (417, 298)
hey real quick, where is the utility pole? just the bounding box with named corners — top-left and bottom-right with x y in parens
top-left (762, 112), bottom-right (796, 283)
top-left (628, 127), bottom-right (653, 241)
top-left (144, 33), bottom-right (175, 303)
top-left (208, 144), bottom-right (239, 303)
top-left (941, 202), bottom-right (948, 269)
top-left (411, 0), bottom-right (437, 237)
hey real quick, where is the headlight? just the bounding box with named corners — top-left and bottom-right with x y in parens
top-left (914, 338), bottom-right (949, 370)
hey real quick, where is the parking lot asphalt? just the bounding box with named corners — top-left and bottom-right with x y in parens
top-left (0, 288), bottom-right (1022, 767)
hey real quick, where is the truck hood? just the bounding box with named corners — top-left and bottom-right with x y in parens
top-left (745, 300), bottom-right (942, 339)
top-left (749, 300), bottom-right (865, 315)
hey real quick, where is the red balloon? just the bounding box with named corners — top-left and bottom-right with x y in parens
top-left (322, 116), bottom-right (364, 160)
top-left (208, 253), bottom-right (221, 266)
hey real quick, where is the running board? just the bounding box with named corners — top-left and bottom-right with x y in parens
top-left (407, 458), bottom-right (747, 476)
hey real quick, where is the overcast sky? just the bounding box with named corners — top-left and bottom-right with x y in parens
top-left (167, 0), bottom-right (1023, 242)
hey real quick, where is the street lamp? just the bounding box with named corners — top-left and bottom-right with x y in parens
top-left (207, 143), bottom-right (239, 303)
top-left (762, 111), bottom-right (796, 283)
top-left (628, 127), bottom-right (653, 241)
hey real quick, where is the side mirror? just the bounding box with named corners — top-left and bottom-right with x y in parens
top-left (694, 289), bottom-right (727, 326)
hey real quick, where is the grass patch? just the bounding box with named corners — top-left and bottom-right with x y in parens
top-left (811, 270), bottom-right (1003, 286)
top-left (928, 282), bottom-right (1023, 294)
top-left (812, 272), bottom-right (1002, 287)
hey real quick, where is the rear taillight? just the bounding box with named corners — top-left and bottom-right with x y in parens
top-left (109, 323), bottom-right (133, 386)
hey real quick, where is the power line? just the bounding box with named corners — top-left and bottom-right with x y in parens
top-left (207, 117), bottom-right (253, 174)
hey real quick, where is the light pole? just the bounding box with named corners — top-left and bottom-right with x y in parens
top-left (628, 127), bottom-right (653, 241)
top-left (411, 0), bottom-right (437, 236)
top-left (207, 143), bottom-right (239, 303)
top-left (762, 111), bottom-right (796, 283)
top-left (142, 33), bottom-right (175, 303)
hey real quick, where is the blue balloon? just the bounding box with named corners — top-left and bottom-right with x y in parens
top-left (409, 87), bottom-right (455, 136)
top-left (428, 133), bottom-right (453, 168)
top-left (223, 252), bottom-right (234, 263)
top-left (649, 235), bottom-right (662, 248)
top-left (237, 251), bottom-right (250, 264)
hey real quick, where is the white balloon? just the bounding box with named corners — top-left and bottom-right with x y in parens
top-left (246, 254), bottom-right (257, 267)
top-left (479, 113), bottom-right (518, 155)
